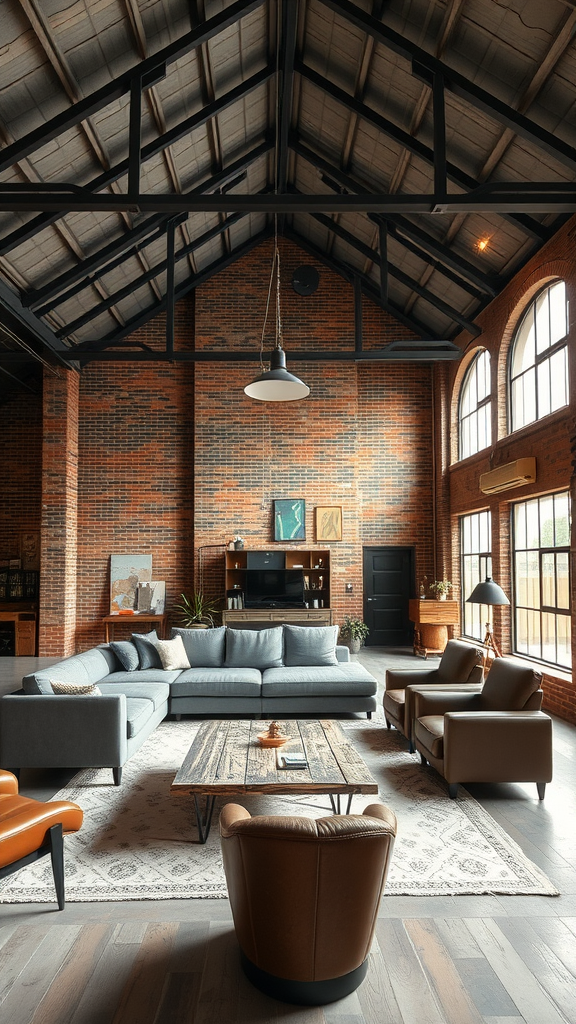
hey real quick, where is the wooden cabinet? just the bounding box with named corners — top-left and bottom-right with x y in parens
top-left (222, 608), bottom-right (332, 627)
top-left (224, 548), bottom-right (331, 623)
top-left (408, 599), bottom-right (460, 658)
top-left (0, 611), bottom-right (37, 656)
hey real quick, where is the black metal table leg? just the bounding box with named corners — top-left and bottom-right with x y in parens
top-left (346, 793), bottom-right (354, 814)
top-left (193, 795), bottom-right (216, 844)
top-left (329, 794), bottom-right (341, 814)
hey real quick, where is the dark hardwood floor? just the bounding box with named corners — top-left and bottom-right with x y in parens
top-left (1, 648), bottom-right (575, 1023)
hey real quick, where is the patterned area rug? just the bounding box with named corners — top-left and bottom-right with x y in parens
top-left (0, 719), bottom-right (558, 902)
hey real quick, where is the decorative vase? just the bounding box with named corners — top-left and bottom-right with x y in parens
top-left (234, 540), bottom-right (244, 550)
top-left (438, 594), bottom-right (447, 601)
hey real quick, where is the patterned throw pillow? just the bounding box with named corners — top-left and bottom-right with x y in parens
top-left (110, 640), bottom-right (139, 671)
top-left (154, 635), bottom-right (191, 671)
top-left (49, 680), bottom-right (102, 695)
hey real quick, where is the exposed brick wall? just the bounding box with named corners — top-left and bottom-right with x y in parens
top-left (442, 214), bottom-right (576, 722)
top-left (0, 388), bottom-right (42, 564)
top-left (39, 367), bottom-right (79, 656)
top-left (193, 239), bottom-right (435, 626)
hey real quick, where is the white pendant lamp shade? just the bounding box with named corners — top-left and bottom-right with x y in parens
top-left (244, 346), bottom-right (310, 402)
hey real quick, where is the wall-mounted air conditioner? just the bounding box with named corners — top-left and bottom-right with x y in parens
top-left (479, 457), bottom-right (536, 495)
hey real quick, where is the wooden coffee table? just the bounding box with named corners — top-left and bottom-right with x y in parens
top-left (170, 719), bottom-right (379, 843)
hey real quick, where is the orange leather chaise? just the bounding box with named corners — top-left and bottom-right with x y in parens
top-left (220, 802), bottom-right (397, 1005)
top-left (0, 770), bottom-right (83, 909)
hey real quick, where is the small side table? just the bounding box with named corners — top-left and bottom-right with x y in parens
top-left (408, 599), bottom-right (459, 658)
top-left (103, 613), bottom-right (168, 643)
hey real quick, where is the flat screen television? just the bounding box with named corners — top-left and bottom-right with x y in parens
top-left (245, 569), bottom-right (306, 608)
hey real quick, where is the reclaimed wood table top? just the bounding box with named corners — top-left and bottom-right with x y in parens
top-left (170, 719), bottom-right (379, 798)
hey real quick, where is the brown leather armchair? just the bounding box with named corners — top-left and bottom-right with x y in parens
top-left (219, 801), bottom-right (397, 1005)
top-left (384, 639), bottom-right (483, 750)
top-left (0, 769), bottom-right (83, 909)
top-left (412, 657), bottom-right (553, 799)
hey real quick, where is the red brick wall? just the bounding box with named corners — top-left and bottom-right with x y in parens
top-left (441, 215), bottom-right (576, 721)
top-left (0, 388), bottom-right (42, 564)
top-left (193, 239), bottom-right (435, 624)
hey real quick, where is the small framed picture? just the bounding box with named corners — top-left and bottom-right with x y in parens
top-left (274, 499), bottom-right (306, 541)
top-left (315, 506), bottom-right (342, 542)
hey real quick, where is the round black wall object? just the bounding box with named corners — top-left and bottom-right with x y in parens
top-left (292, 265), bottom-right (319, 296)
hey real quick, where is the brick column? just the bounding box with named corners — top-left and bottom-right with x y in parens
top-left (38, 367), bottom-right (79, 656)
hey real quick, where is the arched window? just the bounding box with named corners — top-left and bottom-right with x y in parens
top-left (509, 280), bottom-right (569, 432)
top-left (458, 349), bottom-right (491, 459)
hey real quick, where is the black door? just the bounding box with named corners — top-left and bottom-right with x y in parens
top-left (363, 547), bottom-right (414, 647)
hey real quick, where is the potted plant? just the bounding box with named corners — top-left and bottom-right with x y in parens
top-left (173, 592), bottom-right (219, 628)
top-left (234, 535), bottom-right (244, 550)
top-left (429, 579), bottom-right (453, 601)
top-left (338, 615), bottom-right (370, 654)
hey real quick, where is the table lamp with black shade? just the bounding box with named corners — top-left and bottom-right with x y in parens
top-left (466, 577), bottom-right (510, 668)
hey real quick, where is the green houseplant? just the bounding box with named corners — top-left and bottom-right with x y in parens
top-left (339, 615), bottom-right (370, 653)
top-left (429, 579), bottom-right (453, 600)
top-left (173, 592), bottom-right (219, 628)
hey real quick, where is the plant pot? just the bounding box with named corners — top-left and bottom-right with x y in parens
top-left (234, 540), bottom-right (244, 550)
top-left (188, 622), bottom-right (209, 629)
top-left (349, 638), bottom-right (362, 654)
top-left (437, 594), bottom-right (447, 601)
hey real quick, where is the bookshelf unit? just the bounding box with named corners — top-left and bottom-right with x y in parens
top-left (222, 548), bottom-right (331, 627)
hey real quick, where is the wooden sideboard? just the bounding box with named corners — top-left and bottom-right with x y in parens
top-left (0, 610), bottom-right (37, 656)
top-left (222, 608), bottom-right (332, 629)
top-left (408, 599), bottom-right (459, 658)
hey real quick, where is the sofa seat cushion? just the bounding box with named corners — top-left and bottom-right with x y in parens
top-left (125, 697), bottom-right (155, 739)
top-left (98, 680), bottom-right (170, 712)
top-left (262, 663), bottom-right (377, 697)
top-left (171, 667), bottom-right (262, 698)
top-left (414, 715), bottom-right (445, 760)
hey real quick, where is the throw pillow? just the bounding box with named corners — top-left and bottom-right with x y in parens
top-left (225, 627), bottom-right (283, 669)
top-left (49, 680), bottom-right (102, 695)
top-left (110, 640), bottom-right (139, 672)
top-left (131, 630), bottom-right (162, 669)
top-left (154, 635), bottom-right (191, 671)
top-left (171, 626), bottom-right (226, 668)
top-left (283, 624), bottom-right (339, 667)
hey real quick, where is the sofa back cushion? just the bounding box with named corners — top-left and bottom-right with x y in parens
top-left (171, 626), bottom-right (225, 668)
top-left (22, 647), bottom-right (114, 694)
top-left (225, 627), bottom-right (283, 669)
top-left (480, 657), bottom-right (542, 710)
top-left (283, 624), bottom-right (339, 666)
top-left (110, 640), bottom-right (139, 672)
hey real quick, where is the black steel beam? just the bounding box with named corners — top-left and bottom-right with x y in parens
top-left (0, 280), bottom-right (76, 369)
top-left (277, 0), bottom-right (298, 196)
top-left (8, 345), bottom-right (460, 363)
top-left (26, 139), bottom-right (273, 313)
top-left (321, 0), bottom-right (576, 171)
top-left (0, 66), bottom-right (274, 256)
top-left (0, 0), bottom-right (265, 174)
top-left (295, 62), bottom-right (547, 241)
top-left (0, 187), bottom-right (573, 214)
top-left (68, 227), bottom-right (273, 356)
top-left (291, 138), bottom-right (500, 295)
top-left (309, 206), bottom-right (481, 335)
top-left (284, 225), bottom-right (437, 340)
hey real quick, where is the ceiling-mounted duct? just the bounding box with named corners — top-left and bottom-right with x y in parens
top-left (479, 458), bottom-right (536, 495)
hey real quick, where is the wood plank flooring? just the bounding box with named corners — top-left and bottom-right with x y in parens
top-left (1, 647), bottom-right (576, 1023)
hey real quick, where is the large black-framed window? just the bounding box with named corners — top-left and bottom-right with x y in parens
top-left (458, 349), bottom-right (491, 460)
top-left (509, 280), bottom-right (569, 433)
top-left (513, 492), bottom-right (571, 670)
top-left (460, 510), bottom-right (492, 640)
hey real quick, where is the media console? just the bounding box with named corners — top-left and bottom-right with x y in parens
top-left (223, 547), bottom-right (331, 626)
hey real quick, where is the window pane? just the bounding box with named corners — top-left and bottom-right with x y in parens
top-left (557, 614), bottom-right (571, 668)
top-left (554, 493), bottom-right (570, 546)
top-left (516, 607), bottom-right (528, 655)
top-left (556, 552), bottom-right (570, 609)
top-left (542, 552), bottom-right (555, 607)
top-left (537, 359), bottom-right (551, 418)
top-left (477, 350), bottom-right (490, 400)
top-left (512, 311), bottom-right (535, 375)
top-left (515, 551), bottom-right (529, 606)
top-left (527, 610), bottom-right (541, 658)
top-left (459, 351), bottom-right (491, 460)
top-left (549, 280), bottom-right (567, 344)
top-left (539, 496), bottom-right (554, 546)
top-left (550, 348), bottom-right (568, 412)
top-left (535, 289), bottom-right (551, 354)
top-left (514, 503), bottom-right (526, 550)
top-left (526, 500), bottom-right (540, 549)
top-left (542, 612), bottom-right (556, 663)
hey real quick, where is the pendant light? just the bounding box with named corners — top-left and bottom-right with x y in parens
top-left (244, 240), bottom-right (310, 402)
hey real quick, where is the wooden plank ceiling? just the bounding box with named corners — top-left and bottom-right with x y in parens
top-left (0, 0), bottom-right (575, 397)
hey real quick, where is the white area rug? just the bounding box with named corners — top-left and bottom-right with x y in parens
top-left (0, 719), bottom-right (558, 902)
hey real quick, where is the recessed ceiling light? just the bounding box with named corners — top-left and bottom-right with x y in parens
top-left (477, 238), bottom-right (490, 251)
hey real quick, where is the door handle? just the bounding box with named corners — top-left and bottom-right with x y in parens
top-left (366, 597), bottom-right (375, 601)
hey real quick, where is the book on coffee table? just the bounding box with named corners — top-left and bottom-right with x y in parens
top-left (278, 752), bottom-right (308, 769)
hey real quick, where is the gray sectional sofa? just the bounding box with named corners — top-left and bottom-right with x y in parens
top-left (0, 624), bottom-right (378, 784)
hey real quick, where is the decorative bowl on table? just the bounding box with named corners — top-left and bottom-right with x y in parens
top-left (257, 721), bottom-right (290, 748)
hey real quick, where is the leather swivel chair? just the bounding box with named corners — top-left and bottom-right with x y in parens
top-left (412, 657), bottom-right (552, 799)
top-left (0, 770), bottom-right (83, 909)
top-left (384, 639), bottom-right (483, 751)
top-left (220, 801), bottom-right (397, 1005)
